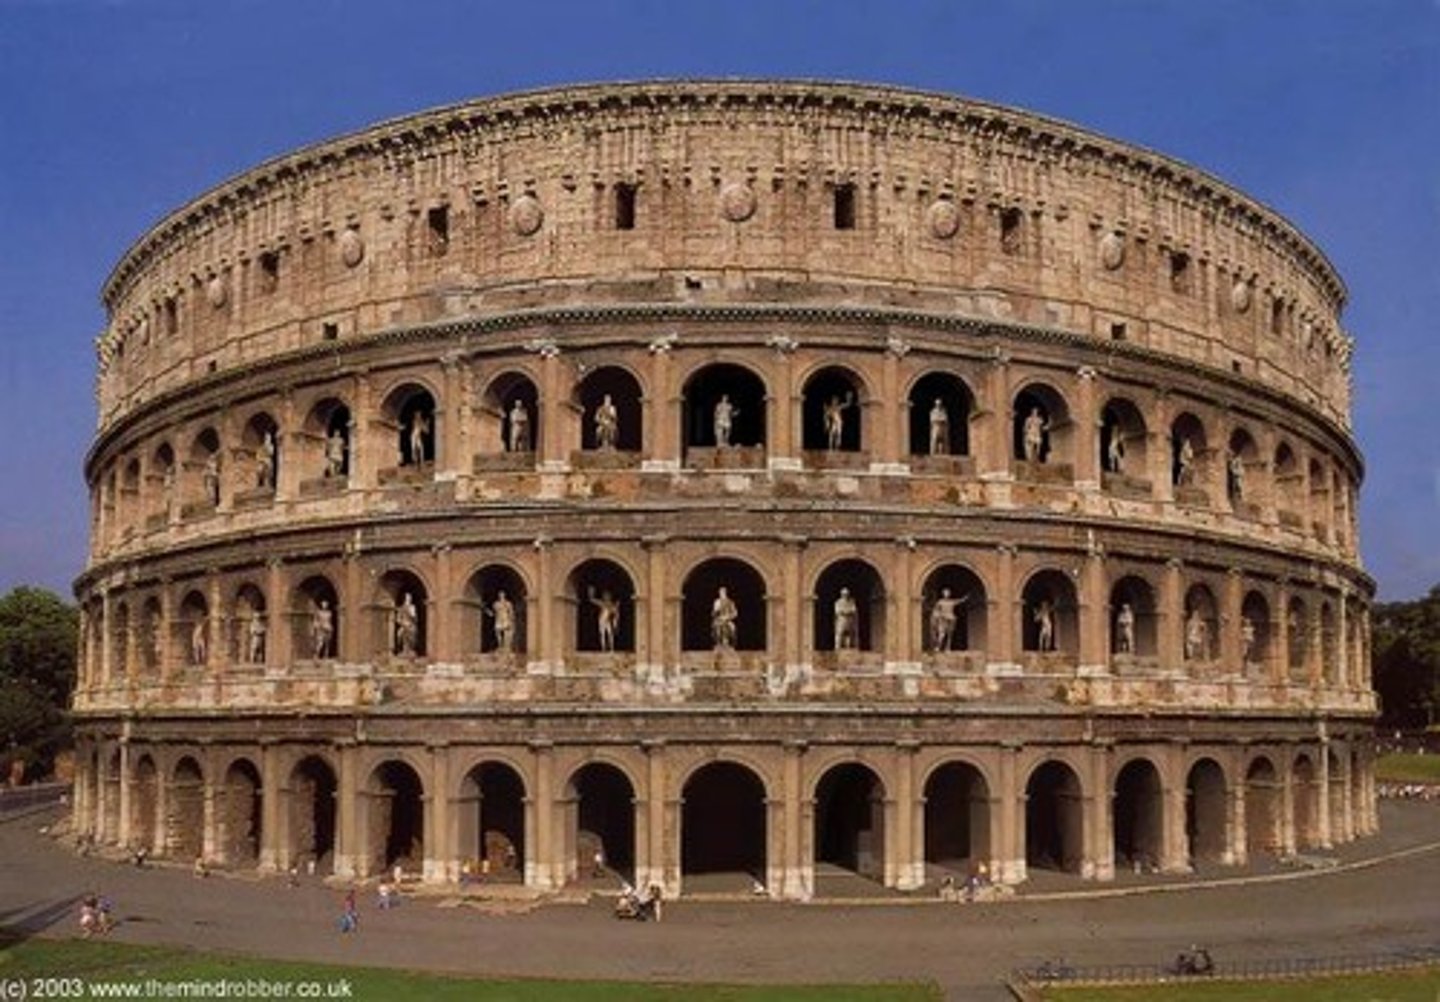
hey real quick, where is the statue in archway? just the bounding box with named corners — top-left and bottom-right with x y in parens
top-left (487, 590), bottom-right (516, 653)
top-left (928, 399), bottom-right (949, 456)
top-left (1106, 427), bottom-right (1126, 474)
top-left (1022, 407), bottom-right (1049, 463)
top-left (1228, 452), bottom-right (1246, 501)
top-left (1184, 607), bottom-right (1209, 660)
top-left (394, 592), bottom-right (419, 656)
top-left (162, 463), bottom-right (176, 516)
top-left (324, 430), bottom-right (347, 478)
top-left (1175, 435), bottom-right (1196, 487)
top-left (823, 391), bottom-right (855, 451)
top-left (594, 394), bottom-right (619, 450)
top-left (310, 599), bottom-right (334, 660)
top-left (507, 399), bottom-right (531, 453)
top-left (1033, 598), bottom-right (1056, 652)
top-left (587, 586), bottom-right (621, 653)
top-left (190, 615), bottom-right (208, 666)
top-left (1241, 614), bottom-right (1257, 663)
top-left (1115, 602), bottom-right (1136, 655)
top-left (834, 586), bottom-right (859, 650)
top-left (246, 613), bottom-right (267, 665)
top-left (713, 394), bottom-right (737, 448)
top-left (406, 411), bottom-right (430, 467)
top-left (257, 431), bottom-right (277, 489)
top-left (202, 453), bottom-right (221, 506)
top-left (711, 586), bottom-right (738, 651)
top-left (928, 587), bottom-right (970, 652)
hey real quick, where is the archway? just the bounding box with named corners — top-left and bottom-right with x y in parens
top-left (565, 559), bottom-right (636, 653)
top-left (1245, 757), bottom-right (1280, 856)
top-left (1170, 412), bottom-right (1209, 494)
top-left (458, 762), bottom-right (526, 881)
top-left (568, 763), bottom-right (635, 883)
top-left (177, 590), bottom-right (209, 669)
top-left (681, 557), bottom-right (767, 652)
top-left (1110, 574), bottom-right (1158, 661)
top-left (1227, 427), bottom-right (1259, 509)
top-left (366, 760), bottom-right (425, 877)
top-left (1025, 761), bottom-right (1083, 874)
top-left (288, 755), bottom-right (337, 873)
top-left (110, 603), bottom-right (130, 680)
top-left (920, 564), bottom-right (988, 653)
top-left (1293, 754), bottom-right (1319, 850)
top-left (464, 564), bottom-right (528, 655)
top-left (923, 762), bottom-right (990, 880)
top-left (375, 569), bottom-right (427, 658)
top-left (814, 763), bottom-right (886, 882)
top-left (1320, 603), bottom-right (1338, 685)
top-left (814, 559), bottom-right (885, 652)
top-left (681, 762), bottom-right (766, 889)
top-left (241, 412), bottom-right (280, 492)
top-left (293, 576), bottom-right (340, 661)
top-left (1186, 758), bottom-right (1227, 865)
top-left (234, 584), bottom-right (267, 665)
top-left (1013, 384), bottom-right (1071, 467)
top-left (479, 371), bottom-right (539, 456)
top-left (140, 597), bottom-right (162, 675)
top-left (169, 757), bottom-right (205, 861)
top-left (304, 398), bottom-right (351, 481)
top-left (1287, 596), bottom-right (1309, 679)
top-left (908, 371), bottom-right (973, 458)
top-left (1241, 591), bottom-right (1271, 673)
top-left (222, 759), bottom-right (262, 865)
top-left (1021, 569), bottom-right (1078, 655)
top-left (382, 384), bottom-right (437, 469)
top-left (1327, 749), bottom-right (1346, 841)
top-left (802, 366), bottom-right (865, 453)
top-left (682, 363), bottom-right (767, 461)
top-left (1113, 759), bottom-right (1163, 871)
top-left (575, 366), bottom-right (643, 453)
top-left (133, 754), bottom-right (159, 854)
top-left (149, 443), bottom-right (176, 521)
top-left (187, 428), bottom-right (222, 510)
top-left (1183, 584), bottom-right (1219, 665)
top-left (1100, 398), bottom-right (1148, 483)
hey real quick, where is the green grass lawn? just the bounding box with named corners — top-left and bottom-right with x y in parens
top-left (1375, 752), bottom-right (1440, 783)
top-left (1041, 968), bottom-right (1440, 1001)
top-left (0, 936), bottom-right (940, 1001)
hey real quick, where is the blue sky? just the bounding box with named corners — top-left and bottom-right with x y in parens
top-left (1, 1), bottom-right (1436, 600)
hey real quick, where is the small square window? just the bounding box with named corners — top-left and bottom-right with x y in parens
top-left (1170, 252), bottom-right (1191, 293)
top-left (322, 322), bottom-right (339, 341)
top-left (999, 207), bottom-right (1022, 255)
top-left (259, 251), bottom-right (279, 289)
top-left (615, 183), bottom-right (637, 230)
top-left (833, 184), bottom-right (856, 230)
top-left (427, 205), bottom-right (449, 254)
top-left (1110, 322), bottom-right (1128, 342)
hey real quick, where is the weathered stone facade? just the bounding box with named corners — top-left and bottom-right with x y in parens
top-left (72, 81), bottom-right (1374, 898)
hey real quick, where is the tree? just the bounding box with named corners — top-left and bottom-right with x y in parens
top-left (0, 586), bottom-right (78, 781)
top-left (1372, 584), bottom-right (1440, 729)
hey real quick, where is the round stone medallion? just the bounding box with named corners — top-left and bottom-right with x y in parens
top-left (1099, 231), bottom-right (1126, 271)
top-left (510, 194), bottom-right (544, 236)
top-left (927, 200), bottom-right (960, 239)
top-left (339, 229), bottom-right (365, 268)
top-left (720, 182), bottom-right (757, 223)
top-left (206, 275), bottom-right (228, 308)
top-left (1230, 279), bottom-right (1252, 313)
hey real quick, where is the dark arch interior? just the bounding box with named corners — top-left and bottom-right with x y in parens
top-left (814, 559), bottom-right (885, 652)
top-left (392, 389), bottom-right (437, 466)
top-left (370, 760), bottom-right (424, 874)
top-left (1241, 592), bottom-right (1271, 667)
top-left (683, 363), bottom-right (767, 451)
top-left (1025, 761), bottom-right (1083, 874)
top-left (467, 565), bottom-right (528, 654)
top-left (170, 758), bottom-right (205, 860)
top-left (377, 569), bottom-right (428, 657)
top-left (568, 559), bottom-right (636, 652)
top-left (1293, 756), bottom-right (1319, 849)
top-left (921, 564), bottom-right (987, 652)
top-left (291, 756), bottom-right (337, 872)
top-left (1013, 386), bottom-right (1066, 463)
top-left (1186, 759), bottom-right (1227, 864)
top-left (315, 402), bottom-right (352, 478)
top-left (464, 763), bottom-right (525, 879)
top-left (802, 367), bottom-right (863, 452)
top-left (1113, 760), bottom-right (1163, 869)
top-left (294, 576), bottom-right (340, 660)
top-left (1110, 575), bottom-right (1158, 657)
top-left (681, 558), bottom-right (767, 651)
top-left (682, 762), bottom-right (766, 880)
top-left (1171, 413), bottom-right (1208, 486)
top-left (924, 763), bottom-right (990, 873)
top-left (909, 372), bottom-right (972, 457)
top-left (133, 756), bottom-right (159, 851)
top-left (577, 366), bottom-right (643, 452)
top-left (1245, 759), bottom-right (1279, 855)
top-left (486, 373), bottom-right (539, 453)
top-left (573, 763), bottom-right (635, 881)
top-left (1100, 399), bottom-right (1147, 475)
top-left (223, 759), bottom-right (263, 865)
top-left (814, 763), bottom-right (885, 879)
top-left (1022, 570), bottom-right (1078, 653)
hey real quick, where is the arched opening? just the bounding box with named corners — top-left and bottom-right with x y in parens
top-left (1320, 602), bottom-right (1338, 685)
top-left (458, 762), bottom-right (526, 881)
top-left (802, 366), bottom-right (865, 454)
top-left (568, 763), bottom-right (635, 884)
top-left (814, 763), bottom-right (886, 883)
top-left (241, 412), bottom-right (280, 493)
top-left (366, 760), bottom-right (425, 877)
top-left (921, 564), bottom-right (988, 654)
top-left (120, 458), bottom-right (141, 521)
top-left (1227, 427), bottom-right (1259, 511)
top-left (1113, 759), bottom-right (1164, 871)
top-left (1292, 755), bottom-right (1319, 850)
top-left (381, 384), bottom-right (437, 470)
top-left (1013, 383), bottom-right (1071, 469)
top-left (908, 371), bottom-right (973, 458)
top-left (1241, 591), bottom-right (1271, 673)
top-left (1025, 761), bottom-right (1084, 874)
top-left (478, 371), bottom-right (539, 458)
top-left (682, 363), bottom-right (767, 465)
top-left (814, 558), bottom-right (886, 653)
top-left (1183, 584), bottom-right (1219, 665)
top-left (187, 428), bottom-right (222, 511)
top-left (170, 757), bottom-right (205, 861)
top-left (234, 584), bottom-right (267, 665)
top-left (575, 365), bottom-right (643, 454)
top-left (289, 756), bottom-right (337, 873)
top-left (133, 754), bottom-right (160, 853)
top-left (1287, 596), bottom-right (1309, 679)
top-left (222, 759), bottom-right (262, 866)
top-left (1274, 443), bottom-right (1300, 526)
top-left (923, 762), bottom-right (990, 881)
top-left (1186, 758), bottom-right (1228, 865)
top-left (1021, 569), bottom-right (1079, 656)
top-left (1327, 749), bottom-right (1346, 840)
top-left (293, 576), bottom-right (340, 661)
top-left (681, 762), bottom-right (766, 890)
top-left (1245, 757), bottom-right (1280, 856)
top-left (1110, 574), bottom-right (1158, 662)
top-left (463, 564), bottom-right (528, 655)
top-left (140, 597), bottom-right (162, 675)
top-left (375, 569), bottom-right (428, 659)
top-left (1170, 412), bottom-right (1209, 497)
top-left (304, 398), bottom-right (351, 482)
top-left (102, 748), bottom-right (122, 840)
top-left (1308, 458), bottom-right (1331, 539)
top-left (1100, 398), bottom-right (1149, 486)
top-left (111, 603), bottom-right (130, 679)
top-left (149, 442), bottom-right (176, 522)
top-left (565, 559), bottom-right (636, 654)
top-left (681, 557), bottom-right (767, 652)
top-left (177, 590), bottom-right (209, 669)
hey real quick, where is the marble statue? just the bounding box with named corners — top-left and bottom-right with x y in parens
top-left (257, 431), bottom-right (276, 489)
top-left (587, 586), bottom-right (621, 653)
top-left (1115, 601), bottom-right (1136, 655)
top-left (324, 430), bottom-right (346, 478)
top-left (1228, 452), bottom-right (1246, 501)
top-left (406, 411), bottom-right (430, 466)
top-left (162, 463), bottom-right (176, 515)
top-left (1241, 614), bottom-right (1257, 663)
top-left (714, 394), bottom-right (737, 448)
top-left (1033, 598), bottom-right (1055, 652)
top-left (928, 587), bottom-right (969, 652)
top-left (928, 399), bottom-right (949, 456)
top-left (507, 400), bottom-right (531, 453)
top-left (711, 586), bottom-right (738, 651)
top-left (594, 394), bottom-right (619, 450)
top-left (488, 590), bottom-right (516, 653)
top-left (1022, 407), bottom-right (1049, 463)
top-left (310, 599), bottom-right (334, 659)
top-left (247, 613), bottom-right (266, 665)
top-left (1184, 607), bottom-right (1209, 660)
top-left (394, 592), bottom-right (419, 656)
top-left (190, 615), bottom-right (207, 666)
top-left (1106, 428), bottom-right (1125, 474)
top-left (1175, 436), bottom-right (1196, 487)
top-left (823, 392), bottom-right (855, 451)
top-left (834, 587), bottom-right (859, 650)
top-left (202, 454), bottom-right (221, 506)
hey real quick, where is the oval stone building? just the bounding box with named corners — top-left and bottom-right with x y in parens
top-left (72, 81), bottom-right (1375, 898)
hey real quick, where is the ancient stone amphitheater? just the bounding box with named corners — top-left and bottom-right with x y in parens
top-left (71, 81), bottom-right (1375, 898)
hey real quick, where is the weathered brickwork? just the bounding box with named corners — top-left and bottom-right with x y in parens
top-left (71, 82), bottom-right (1374, 899)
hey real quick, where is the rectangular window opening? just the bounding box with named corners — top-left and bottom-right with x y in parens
top-left (427, 205), bottom-right (450, 253)
top-left (1271, 299), bottom-right (1285, 335)
top-left (259, 251), bottom-right (279, 288)
top-left (163, 298), bottom-right (178, 336)
top-left (1170, 252), bottom-right (1191, 292)
top-left (614, 183), bottom-right (637, 231)
top-left (322, 322), bottom-right (339, 342)
top-left (1110, 322), bottom-right (1128, 342)
top-left (833, 183), bottom-right (856, 230)
top-left (1000, 207), bottom-right (1022, 254)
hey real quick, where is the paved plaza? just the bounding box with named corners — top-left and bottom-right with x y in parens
top-left (3, 801), bottom-right (1438, 1000)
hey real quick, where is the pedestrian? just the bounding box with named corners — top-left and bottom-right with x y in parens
top-left (647, 884), bottom-right (664, 923)
top-left (339, 889), bottom-right (359, 933)
top-left (592, 846), bottom-right (606, 878)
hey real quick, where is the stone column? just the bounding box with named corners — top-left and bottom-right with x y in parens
top-left (158, 582), bottom-right (175, 683)
top-left (342, 554), bottom-right (364, 662)
top-left (1226, 777), bottom-right (1246, 866)
top-left (1160, 559), bottom-right (1183, 673)
top-left (1161, 757), bottom-right (1190, 873)
top-left (768, 344), bottom-right (799, 471)
top-left (531, 742), bottom-right (557, 889)
top-left (1078, 547), bottom-right (1107, 676)
top-left (1337, 747), bottom-right (1354, 842)
top-left (1088, 744), bottom-right (1114, 881)
top-left (1073, 366), bottom-right (1100, 492)
top-left (1222, 568), bottom-right (1244, 677)
top-left (781, 536), bottom-right (806, 671)
top-left (781, 741), bottom-right (806, 899)
top-left (426, 743), bottom-right (450, 882)
top-left (988, 544), bottom-right (1017, 673)
top-left (350, 372), bottom-right (375, 490)
top-left (889, 536), bottom-right (915, 668)
top-left (1275, 582), bottom-right (1292, 685)
top-left (644, 337), bottom-right (678, 470)
top-left (207, 572), bottom-right (224, 680)
top-left (997, 743), bottom-right (1023, 884)
top-left (1336, 590), bottom-right (1350, 690)
top-left (333, 743), bottom-right (361, 878)
top-left (201, 776), bottom-right (219, 862)
top-left (265, 558), bottom-right (288, 667)
top-left (431, 544), bottom-right (454, 663)
top-left (100, 590), bottom-right (114, 688)
top-left (980, 353), bottom-right (1012, 481)
top-left (532, 537), bottom-right (556, 673)
top-left (642, 535), bottom-right (667, 673)
top-left (258, 743), bottom-right (283, 872)
top-left (1316, 742), bottom-right (1332, 849)
top-left (874, 345), bottom-right (905, 472)
top-left (438, 353), bottom-right (462, 476)
top-left (639, 741), bottom-right (667, 893)
top-left (893, 744), bottom-right (923, 889)
top-left (1152, 391), bottom-right (1175, 505)
top-left (1279, 759), bottom-right (1297, 855)
top-left (116, 740), bottom-right (132, 849)
top-left (538, 348), bottom-right (567, 471)
top-left (275, 389), bottom-right (297, 503)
